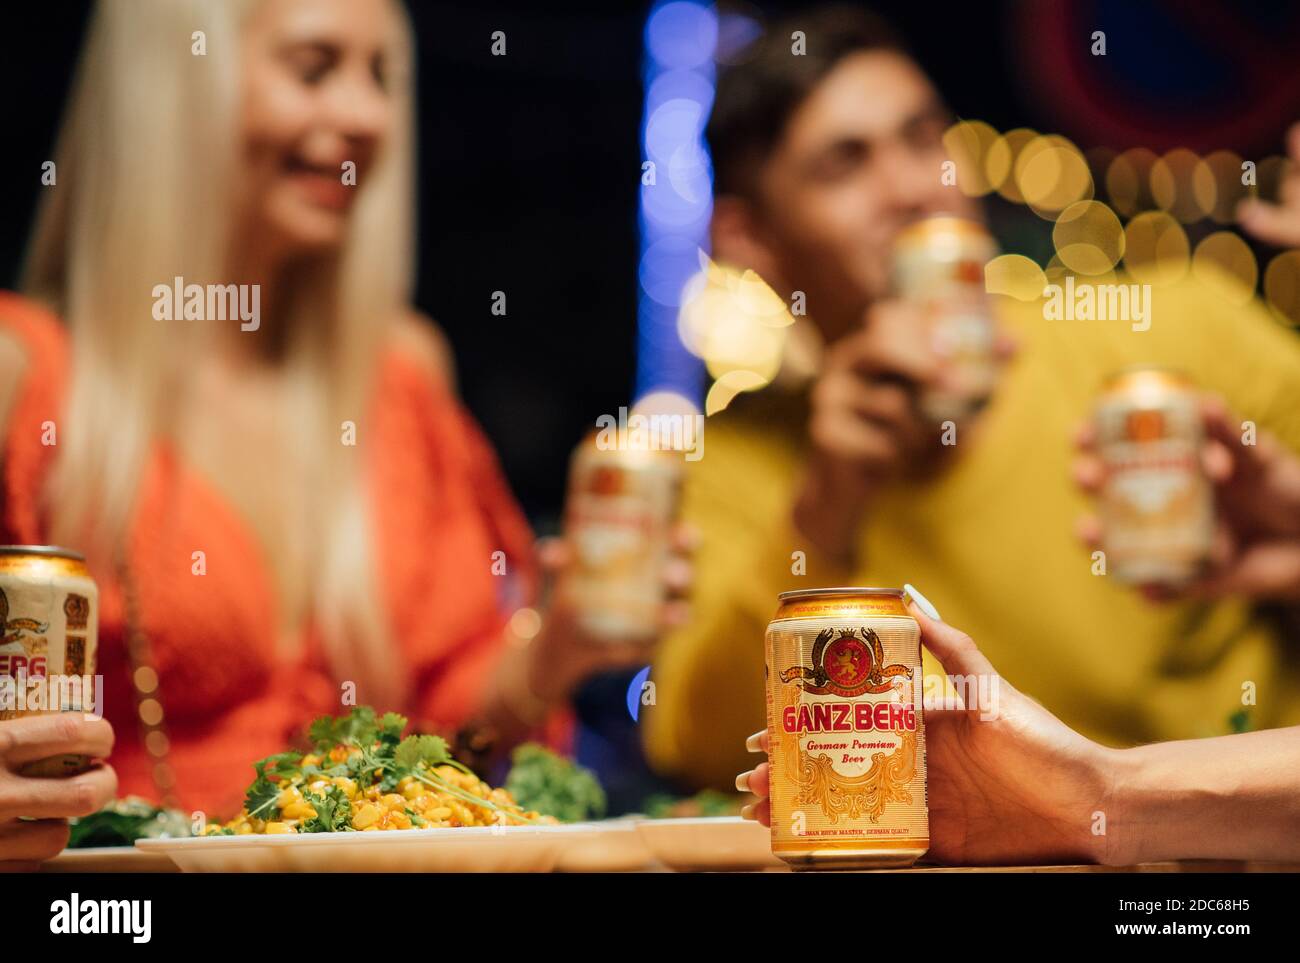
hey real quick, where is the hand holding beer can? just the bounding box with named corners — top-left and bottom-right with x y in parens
top-left (1094, 368), bottom-right (1214, 585)
top-left (0, 546), bottom-right (100, 777)
top-left (765, 587), bottom-right (928, 870)
top-left (562, 436), bottom-right (682, 642)
top-left (891, 215), bottom-right (1000, 423)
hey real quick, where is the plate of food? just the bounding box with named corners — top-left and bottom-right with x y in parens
top-left (137, 707), bottom-right (592, 872)
top-left (137, 822), bottom-right (593, 873)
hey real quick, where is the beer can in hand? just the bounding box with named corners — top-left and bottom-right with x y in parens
top-left (765, 587), bottom-right (928, 870)
top-left (892, 215), bottom-right (1000, 423)
top-left (1095, 368), bottom-right (1214, 586)
top-left (0, 546), bottom-right (99, 777)
top-left (562, 438), bottom-right (682, 641)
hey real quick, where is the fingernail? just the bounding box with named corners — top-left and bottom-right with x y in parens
top-left (903, 583), bottom-right (942, 622)
top-left (745, 730), bottom-right (765, 753)
top-left (740, 803), bottom-right (756, 821)
top-left (735, 770), bottom-right (753, 793)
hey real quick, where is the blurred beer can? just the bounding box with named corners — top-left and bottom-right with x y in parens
top-left (1095, 368), bottom-right (1214, 585)
top-left (562, 438), bottom-right (681, 641)
top-left (892, 215), bottom-right (1000, 422)
top-left (0, 546), bottom-right (99, 776)
top-left (765, 587), bottom-right (928, 870)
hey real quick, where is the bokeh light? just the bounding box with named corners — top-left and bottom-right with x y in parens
top-left (1149, 148), bottom-right (1216, 223)
top-left (1044, 254), bottom-right (1117, 288)
top-left (1016, 135), bottom-right (1094, 218)
top-left (677, 256), bottom-right (790, 386)
top-left (985, 127), bottom-right (1039, 203)
top-left (705, 369), bottom-right (769, 415)
top-left (1105, 147), bottom-right (1158, 217)
top-left (1256, 155), bottom-right (1293, 203)
top-left (942, 119), bottom-right (1000, 197)
top-left (1191, 231), bottom-right (1257, 304)
top-left (645, 1), bottom-right (718, 69)
top-left (1053, 200), bottom-right (1125, 274)
top-left (1203, 149), bottom-right (1248, 224)
top-left (636, 0), bottom-right (717, 400)
top-left (1264, 250), bottom-right (1300, 326)
top-left (1122, 211), bottom-right (1190, 285)
top-left (984, 254), bottom-right (1048, 301)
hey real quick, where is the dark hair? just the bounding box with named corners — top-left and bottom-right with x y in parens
top-left (707, 5), bottom-right (906, 198)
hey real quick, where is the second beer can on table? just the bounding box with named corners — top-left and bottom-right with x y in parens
top-left (765, 587), bottom-right (929, 870)
top-left (1095, 368), bottom-right (1213, 586)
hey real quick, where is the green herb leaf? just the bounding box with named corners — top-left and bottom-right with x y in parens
top-left (505, 743), bottom-right (606, 823)
top-left (394, 734), bottom-right (452, 773)
top-left (244, 774), bottom-right (282, 822)
top-left (309, 706), bottom-right (379, 750)
top-left (299, 785), bottom-right (352, 833)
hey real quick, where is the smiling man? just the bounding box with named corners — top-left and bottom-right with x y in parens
top-left (643, 4), bottom-right (1300, 789)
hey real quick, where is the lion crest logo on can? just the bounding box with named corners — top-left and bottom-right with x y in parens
top-left (780, 627), bottom-right (914, 697)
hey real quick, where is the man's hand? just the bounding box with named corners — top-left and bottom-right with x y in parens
top-left (794, 300), bottom-right (948, 563)
top-left (1238, 122), bottom-right (1300, 247)
top-left (0, 714), bottom-right (117, 872)
top-left (526, 524), bottom-right (695, 703)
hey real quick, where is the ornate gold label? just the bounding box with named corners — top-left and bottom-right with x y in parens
top-left (766, 609), bottom-right (928, 858)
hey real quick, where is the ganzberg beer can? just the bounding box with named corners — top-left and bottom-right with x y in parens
top-left (1095, 368), bottom-right (1213, 585)
top-left (892, 215), bottom-right (999, 423)
top-left (0, 546), bottom-right (99, 776)
top-left (765, 587), bottom-right (928, 870)
top-left (563, 438), bottom-right (681, 640)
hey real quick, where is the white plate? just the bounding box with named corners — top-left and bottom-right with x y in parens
top-left (634, 816), bottom-right (786, 872)
top-left (136, 824), bottom-right (595, 873)
top-left (553, 820), bottom-right (656, 872)
top-left (42, 846), bottom-right (180, 874)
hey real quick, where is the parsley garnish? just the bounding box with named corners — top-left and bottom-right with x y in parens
top-left (230, 707), bottom-right (541, 830)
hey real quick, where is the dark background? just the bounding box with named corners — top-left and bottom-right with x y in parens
top-left (3, 1), bottom-right (1298, 527)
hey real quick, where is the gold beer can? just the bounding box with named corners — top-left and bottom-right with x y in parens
top-left (0, 546), bottom-right (99, 777)
top-left (892, 215), bottom-right (1000, 422)
top-left (765, 587), bottom-right (928, 870)
top-left (1095, 368), bottom-right (1213, 585)
top-left (563, 437), bottom-right (682, 640)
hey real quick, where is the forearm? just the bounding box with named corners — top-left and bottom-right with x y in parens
top-left (1110, 727), bottom-right (1300, 864)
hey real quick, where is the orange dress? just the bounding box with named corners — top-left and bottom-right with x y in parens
top-left (0, 292), bottom-right (541, 817)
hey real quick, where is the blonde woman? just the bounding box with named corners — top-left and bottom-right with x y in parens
top-left (0, 0), bottom-right (687, 840)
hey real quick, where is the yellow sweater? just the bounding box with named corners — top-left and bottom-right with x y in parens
top-left (644, 274), bottom-right (1300, 789)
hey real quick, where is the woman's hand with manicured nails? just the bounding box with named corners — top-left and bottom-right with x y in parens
top-left (737, 587), bottom-right (1129, 866)
top-left (0, 713), bottom-right (117, 872)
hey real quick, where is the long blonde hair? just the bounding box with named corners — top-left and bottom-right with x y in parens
top-left (22, 0), bottom-right (416, 706)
